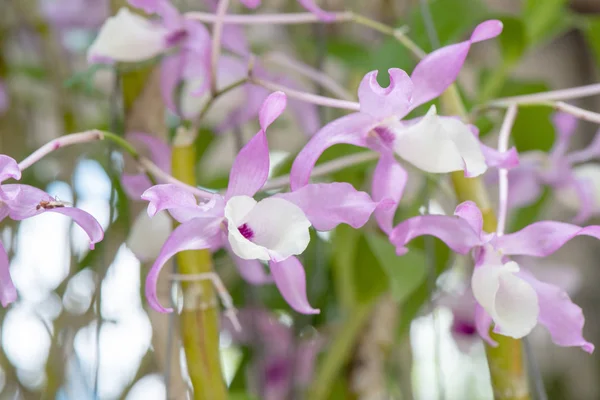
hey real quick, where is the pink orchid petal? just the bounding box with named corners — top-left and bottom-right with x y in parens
top-left (290, 113), bottom-right (377, 190)
top-left (129, 0), bottom-right (181, 28)
top-left (297, 0), bottom-right (337, 22)
top-left (122, 173), bottom-right (153, 200)
top-left (493, 221), bottom-right (600, 257)
top-left (222, 24), bottom-right (250, 56)
top-left (276, 182), bottom-right (389, 231)
top-left (571, 177), bottom-right (595, 224)
top-left (0, 240), bottom-right (16, 307)
top-left (410, 20), bottom-right (503, 109)
top-left (228, 249), bottom-right (273, 284)
top-left (518, 270), bottom-right (594, 353)
top-left (358, 69), bottom-right (413, 120)
top-left (2, 184), bottom-right (104, 249)
top-left (146, 217), bottom-right (222, 313)
top-left (0, 155), bottom-right (21, 183)
top-left (389, 213), bottom-right (484, 256)
top-left (481, 145), bottom-right (519, 170)
top-left (126, 132), bottom-right (172, 172)
top-left (475, 304), bottom-right (497, 346)
top-left (567, 128), bottom-right (600, 164)
top-left (160, 52), bottom-right (187, 115)
top-left (269, 256), bottom-right (319, 314)
top-left (239, 0), bottom-right (261, 8)
top-left (505, 167), bottom-right (543, 208)
top-left (259, 91), bottom-right (287, 131)
top-left (141, 184), bottom-right (223, 223)
top-left (454, 201), bottom-right (484, 237)
top-left (371, 153), bottom-right (407, 234)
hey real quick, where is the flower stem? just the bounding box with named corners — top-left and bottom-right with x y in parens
top-left (210, 0), bottom-right (230, 96)
top-left (172, 139), bottom-right (228, 400)
top-left (441, 88), bottom-right (530, 400)
top-left (496, 105), bottom-right (518, 236)
top-left (488, 83), bottom-right (600, 106)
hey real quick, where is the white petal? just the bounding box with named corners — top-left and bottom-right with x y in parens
top-left (87, 8), bottom-right (169, 63)
top-left (126, 210), bottom-right (173, 262)
top-left (472, 260), bottom-right (539, 338)
top-left (393, 105), bottom-right (487, 176)
top-left (556, 164), bottom-right (600, 210)
top-left (224, 196), bottom-right (311, 261)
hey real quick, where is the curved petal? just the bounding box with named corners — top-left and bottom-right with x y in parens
top-left (393, 106), bottom-right (487, 177)
top-left (269, 256), bottom-right (319, 314)
top-left (225, 196), bottom-right (312, 262)
top-left (228, 250), bottom-right (273, 284)
top-left (145, 217), bottom-right (222, 313)
top-left (493, 221), bottom-right (600, 257)
top-left (518, 270), bottom-right (593, 353)
top-left (160, 52), bottom-right (187, 115)
top-left (454, 201), bottom-right (484, 237)
top-left (567, 129), bottom-right (600, 164)
top-left (87, 8), bottom-right (169, 63)
top-left (481, 145), bottom-right (519, 170)
top-left (472, 261), bottom-right (539, 339)
top-left (275, 182), bottom-right (390, 231)
top-left (0, 155), bottom-right (20, 183)
top-left (371, 153), bottom-right (407, 234)
top-left (358, 69), bottom-right (413, 120)
top-left (297, 0), bottom-right (338, 22)
top-left (126, 132), bottom-right (171, 172)
top-left (3, 184), bottom-right (104, 249)
top-left (122, 173), bottom-right (152, 200)
top-left (571, 177), bottom-right (596, 224)
top-left (410, 20), bottom-right (503, 108)
top-left (0, 240), bottom-right (16, 307)
top-left (389, 213), bottom-right (483, 256)
top-left (290, 113), bottom-right (377, 190)
top-left (550, 112), bottom-right (578, 158)
top-left (475, 304), bottom-right (497, 346)
top-left (142, 184), bottom-right (223, 223)
top-left (127, 210), bottom-right (173, 262)
top-left (225, 93), bottom-right (285, 199)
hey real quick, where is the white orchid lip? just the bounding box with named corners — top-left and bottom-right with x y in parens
top-left (472, 259), bottom-right (539, 339)
top-left (224, 195), bottom-right (312, 262)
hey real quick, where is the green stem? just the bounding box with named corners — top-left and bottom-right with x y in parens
top-left (172, 143), bottom-right (228, 400)
top-left (309, 303), bottom-right (373, 400)
top-left (441, 87), bottom-right (530, 400)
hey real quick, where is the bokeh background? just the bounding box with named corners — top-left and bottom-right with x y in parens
top-left (1, 0), bottom-right (600, 399)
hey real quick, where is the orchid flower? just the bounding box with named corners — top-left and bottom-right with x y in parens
top-left (238, 0), bottom-right (337, 22)
top-left (390, 201), bottom-right (594, 352)
top-left (121, 132), bottom-right (173, 262)
top-left (500, 112), bottom-right (600, 223)
top-left (223, 308), bottom-right (322, 400)
top-left (141, 92), bottom-right (391, 314)
top-left (0, 155), bottom-right (104, 307)
top-left (290, 20), bottom-right (518, 234)
top-left (88, 0), bottom-right (212, 105)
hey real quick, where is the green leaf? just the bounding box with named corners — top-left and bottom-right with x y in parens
top-left (582, 17), bottom-right (600, 68)
top-left (352, 234), bottom-right (389, 305)
top-left (497, 16), bottom-right (527, 67)
top-left (365, 232), bottom-right (427, 303)
top-left (523, 0), bottom-right (568, 45)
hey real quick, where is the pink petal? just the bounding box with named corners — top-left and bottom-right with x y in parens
top-left (228, 249), bottom-right (273, 284)
top-left (389, 213), bottom-right (483, 256)
top-left (269, 256), bottom-right (319, 314)
top-left (297, 0), bottom-right (337, 22)
top-left (276, 182), bottom-right (390, 231)
top-left (567, 128), bottom-right (600, 164)
top-left (493, 221), bottom-right (600, 257)
top-left (3, 184), bottom-right (104, 249)
top-left (160, 53), bottom-right (187, 115)
top-left (371, 153), bottom-right (407, 234)
top-left (121, 173), bottom-right (153, 200)
top-left (571, 177), bottom-right (595, 224)
top-left (475, 304), bottom-right (497, 346)
top-left (410, 20), bottom-right (503, 108)
top-left (126, 132), bottom-right (172, 172)
top-left (0, 155), bottom-right (21, 183)
top-left (454, 201), bottom-right (484, 237)
top-left (518, 270), bottom-right (594, 353)
top-left (505, 167), bottom-right (543, 208)
top-left (0, 240), bottom-right (16, 307)
top-left (225, 130), bottom-right (270, 200)
top-left (553, 112), bottom-right (578, 138)
top-left (141, 184), bottom-right (222, 223)
top-left (239, 0), bottom-right (261, 8)
top-left (481, 145), bottom-right (519, 170)
top-left (145, 217), bottom-right (222, 313)
top-left (358, 69), bottom-right (413, 120)
top-left (259, 91), bottom-right (287, 132)
top-left (290, 113), bottom-right (377, 190)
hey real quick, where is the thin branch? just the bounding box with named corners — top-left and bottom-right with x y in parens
top-left (496, 105), bottom-right (518, 236)
top-left (488, 83), bottom-right (600, 107)
top-left (186, 11), bottom-right (352, 25)
top-left (210, 0), bottom-right (230, 95)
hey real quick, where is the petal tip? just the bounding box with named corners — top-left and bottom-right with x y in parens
top-left (470, 20), bottom-right (503, 43)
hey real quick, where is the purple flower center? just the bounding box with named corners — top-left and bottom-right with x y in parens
top-left (373, 126), bottom-right (396, 146)
top-left (452, 319), bottom-right (477, 336)
top-left (238, 223), bottom-right (254, 240)
top-left (165, 29), bottom-right (188, 47)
